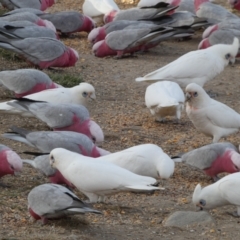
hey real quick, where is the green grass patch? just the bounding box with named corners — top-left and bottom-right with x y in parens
top-left (0, 49), bottom-right (22, 62)
top-left (48, 72), bottom-right (83, 87)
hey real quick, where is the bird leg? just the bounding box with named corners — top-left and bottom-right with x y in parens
top-left (212, 175), bottom-right (220, 182)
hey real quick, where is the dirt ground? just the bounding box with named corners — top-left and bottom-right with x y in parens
top-left (1, 0), bottom-right (240, 239)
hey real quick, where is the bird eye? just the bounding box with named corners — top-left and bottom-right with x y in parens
top-left (199, 199), bottom-right (206, 206)
top-left (10, 164), bottom-right (14, 170)
top-left (225, 53), bottom-right (231, 60)
top-left (92, 137), bottom-right (96, 143)
top-left (82, 92), bottom-right (88, 97)
top-left (193, 92), bottom-right (198, 97)
top-left (50, 155), bottom-right (54, 160)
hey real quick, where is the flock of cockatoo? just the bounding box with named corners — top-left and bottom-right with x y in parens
top-left (0, 0), bottom-right (240, 226)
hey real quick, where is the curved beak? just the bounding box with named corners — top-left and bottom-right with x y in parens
top-left (89, 93), bottom-right (96, 100)
top-left (185, 92), bottom-right (192, 101)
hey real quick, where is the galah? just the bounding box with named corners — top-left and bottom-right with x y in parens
top-left (0, 20), bottom-right (36, 28)
top-left (0, 24), bottom-right (58, 40)
top-left (28, 183), bottom-right (101, 224)
top-left (104, 2), bottom-right (178, 23)
top-left (0, 82), bottom-right (96, 112)
top-left (135, 38), bottom-right (239, 87)
top-left (0, 0), bottom-right (57, 11)
top-left (39, 11), bottom-right (95, 35)
top-left (0, 144), bottom-right (22, 179)
top-left (9, 101), bottom-right (104, 144)
top-left (194, 0), bottom-right (238, 23)
top-left (228, 0), bottom-right (240, 11)
top-left (0, 69), bottom-right (60, 98)
top-left (0, 37), bottom-right (79, 69)
top-left (49, 148), bottom-right (162, 203)
top-left (3, 127), bottom-right (110, 157)
top-left (0, 12), bottom-right (56, 31)
top-left (88, 20), bottom-right (160, 44)
top-left (145, 81), bottom-right (185, 122)
top-left (172, 142), bottom-right (240, 181)
top-left (82, 0), bottom-right (120, 23)
top-left (92, 27), bottom-right (190, 58)
top-left (199, 29), bottom-right (240, 57)
top-left (192, 172), bottom-right (240, 216)
top-left (23, 155), bottom-right (73, 187)
top-left (202, 18), bottom-right (240, 39)
top-left (98, 144), bottom-right (174, 179)
top-left (185, 83), bottom-right (240, 143)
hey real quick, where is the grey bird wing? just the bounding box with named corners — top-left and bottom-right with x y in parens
top-left (106, 28), bottom-right (151, 50)
top-left (0, 20), bottom-right (36, 28)
top-left (0, 144), bottom-right (11, 152)
top-left (9, 38), bottom-right (66, 63)
top-left (105, 20), bottom-right (141, 34)
top-left (12, 101), bottom-right (90, 128)
top-left (28, 184), bottom-right (97, 216)
top-left (2, 8), bottom-right (44, 16)
top-left (23, 155), bottom-right (56, 176)
top-left (0, 25), bottom-right (57, 39)
top-left (197, 2), bottom-right (238, 22)
top-left (0, 12), bottom-right (40, 22)
top-left (8, 0), bottom-right (41, 9)
top-left (26, 131), bottom-right (94, 154)
top-left (40, 11), bottom-right (83, 34)
top-left (0, 69), bottom-right (54, 94)
top-left (209, 29), bottom-right (240, 46)
top-left (182, 142), bottom-right (237, 169)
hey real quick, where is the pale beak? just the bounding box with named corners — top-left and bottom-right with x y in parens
top-left (185, 92), bottom-right (192, 101)
top-left (89, 93), bottom-right (96, 100)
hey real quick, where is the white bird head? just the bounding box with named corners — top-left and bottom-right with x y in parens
top-left (192, 183), bottom-right (226, 211)
top-left (49, 148), bottom-right (69, 169)
top-left (71, 82), bottom-right (96, 106)
top-left (185, 83), bottom-right (210, 108)
top-left (210, 37), bottom-right (239, 65)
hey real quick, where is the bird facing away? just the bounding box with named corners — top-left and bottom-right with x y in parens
top-left (28, 183), bottom-right (101, 224)
top-left (135, 38), bottom-right (239, 87)
top-left (185, 83), bottom-right (240, 143)
top-left (145, 81), bottom-right (185, 122)
top-left (172, 142), bottom-right (240, 181)
top-left (50, 148), bottom-right (161, 203)
top-left (192, 172), bottom-right (240, 216)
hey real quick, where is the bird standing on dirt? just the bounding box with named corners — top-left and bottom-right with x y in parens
top-left (172, 142), bottom-right (240, 181)
top-left (28, 183), bottom-right (101, 224)
top-left (136, 38), bottom-right (239, 87)
top-left (185, 83), bottom-right (240, 143)
top-left (50, 148), bottom-right (162, 203)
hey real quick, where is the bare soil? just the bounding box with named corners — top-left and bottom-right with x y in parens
top-left (1, 0), bottom-right (240, 239)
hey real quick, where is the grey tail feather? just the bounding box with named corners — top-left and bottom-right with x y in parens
top-left (23, 151), bottom-right (49, 156)
top-left (22, 159), bottom-right (35, 166)
top-left (12, 97), bottom-right (47, 103)
top-left (9, 126), bottom-right (30, 137)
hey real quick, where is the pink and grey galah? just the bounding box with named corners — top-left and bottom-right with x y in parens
top-left (0, 69), bottom-right (60, 98)
top-left (3, 127), bottom-right (110, 157)
top-left (9, 100), bottom-right (104, 144)
top-left (28, 183), bottom-right (101, 224)
top-left (0, 36), bottom-right (79, 69)
top-left (23, 155), bottom-right (74, 187)
top-left (199, 29), bottom-right (240, 57)
top-left (39, 11), bottom-right (96, 35)
top-left (104, 2), bottom-right (178, 23)
top-left (202, 18), bottom-right (240, 39)
top-left (92, 27), bottom-right (193, 58)
top-left (0, 0), bottom-right (57, 11)
top-left (172, 142), bottom-right (240, 181)
top-left (0, 144), bottom-right (22, 179)
top-left (194, 0), bottom-right (238, 23)
top-left (0, 12), bottom-right (56, 31)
